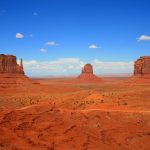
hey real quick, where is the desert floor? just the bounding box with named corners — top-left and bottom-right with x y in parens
top-left (0, 77), bottom-right (150, 150)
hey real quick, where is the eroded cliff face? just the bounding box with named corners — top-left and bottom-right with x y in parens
top-left (134, 56), bottom-right (150, 76)
top-left (126, 56), bottom-right (150, 84)
top-left (0, 54), bottom-right (24, 74)
top-left (0, 54), bottom-right (36, 88)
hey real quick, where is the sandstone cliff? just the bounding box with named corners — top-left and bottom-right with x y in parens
top-left (134, 56), bottom-right (150, 77)
top-left (0, 54), bottom-right (36, 88)
top-left (126, 56), bottom-right (150, 84)
top-left (0, 54), bottom-right (24, 74)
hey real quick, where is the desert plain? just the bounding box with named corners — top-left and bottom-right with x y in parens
top-left (1, 0), bottom-right (150, 149)
top-left (0, 75), bottom-right (150, 150)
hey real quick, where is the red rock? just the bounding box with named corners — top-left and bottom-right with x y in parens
top-left (78, 64), bottom-right (101, 81)
top-left (82, 63), bottom-right (93, 74)
top-left (126, 56), bottom-right (150, 84)
top-left (134, 56), bottom-right (150, 77)
top-left (0, 54), bottom-right (24, 74)
top-left (0, 54), bottom-right (37, 88)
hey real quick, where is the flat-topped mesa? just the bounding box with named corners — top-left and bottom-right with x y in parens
top-left (0, 54), bottom-right (24, 74)
top-left (134, 56), bottom-right (150, 77)
top-left (78, 64), bottom-right (101, 81)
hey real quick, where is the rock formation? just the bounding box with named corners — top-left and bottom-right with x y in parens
top-left (0, 54), bottom-right (34, 88)
top-left (78, 64), bottom-right (101, 81)
top-left (82, 63), bottom-right (93, 74)
top-left (126, 56), bottom-right (150, 84)
top-left (134, 56), bottom-right (150, 77)
top-left (0, 54), bottom-right (24, 74)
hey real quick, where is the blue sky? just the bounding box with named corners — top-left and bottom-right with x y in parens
top-left (0, 0), bottom-right (150, 76)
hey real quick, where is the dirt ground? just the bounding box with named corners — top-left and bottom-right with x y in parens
top-left (0, 77), bottom-right (150, 150)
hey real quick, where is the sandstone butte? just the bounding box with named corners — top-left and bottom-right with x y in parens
top-left (0, 54), bottom-right (34, 87)
top-left (77, 64), bottom-right (102, 81)
top-left (126, 56), bottom-right (150, 84)
top-left (134, 56), bottom-right (150, 77)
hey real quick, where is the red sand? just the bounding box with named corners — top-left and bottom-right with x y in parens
top-left (0, 77), bottom-right (150, 150)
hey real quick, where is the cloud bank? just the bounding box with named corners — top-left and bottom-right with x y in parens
top-left (21, 58), bottom-right (134, 76)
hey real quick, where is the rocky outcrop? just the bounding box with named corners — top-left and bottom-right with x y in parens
top-left (78, 64), bottom-right (101, 81)
top-left (134, 56), bottom-right (150, 77)
top-left (82, 64), bottom-right (93, 74)
top-left (126, 56), bottom-right (150, 84)
top-left (0, 54), bottom-right (37, 88)
top-left (0, 54), bottom-right (24, 74)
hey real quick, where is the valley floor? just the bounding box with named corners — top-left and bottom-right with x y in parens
top-left (0, 77), bottom-right (150, 150)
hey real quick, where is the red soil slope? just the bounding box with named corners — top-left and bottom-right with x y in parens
top-left (0, 77), bottom-right (150, 150)
top-left (0, 104), bottom-right (150, 150)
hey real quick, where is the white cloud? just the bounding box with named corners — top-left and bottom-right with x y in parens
top-left (137, 35), bottom-right (150, 41)
top-left (16, 33), bottom-right (24, 39)
top-left (46, 41), bottom-right (58, 46)
top-left (88, 44), bottom-right (100, 49)
top-left (40, 48), bottom-right (47, 52)
top-left (23, 58), bottom-right (83, 76)
top-left (22, 58), bottom-right (134, 76)
top-left (23, 60), bottom-right (37, 65)
top-left (92, 59), bottom-right (134, 74)
top-left (33, 12), bottom-right (38, 16)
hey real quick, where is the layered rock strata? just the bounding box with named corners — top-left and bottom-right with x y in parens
top-left (134, 56), bottom-right (150, 77)
top-left (0, 54), bottom-right (32, 87)
top-left (0, 54), bottom-right (24, 74)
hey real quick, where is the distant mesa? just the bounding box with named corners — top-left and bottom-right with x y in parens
top-left (78, 64), bottom-right (101, 81)
top-left (134, 56), bottom-right (150, 77)
top-left (0, 54), bottom-right (37, 88)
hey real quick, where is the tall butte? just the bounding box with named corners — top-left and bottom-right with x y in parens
top-left (0, 54), bottom-right (24, 74)
top-left (127, 56), bottom-right (150, 84)
top-left (134, 56), bottom-right (150, 78)
top-left (0, 54), bottom-right (32, 87)
top-left (77, 64), bottom-right (102, 81)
